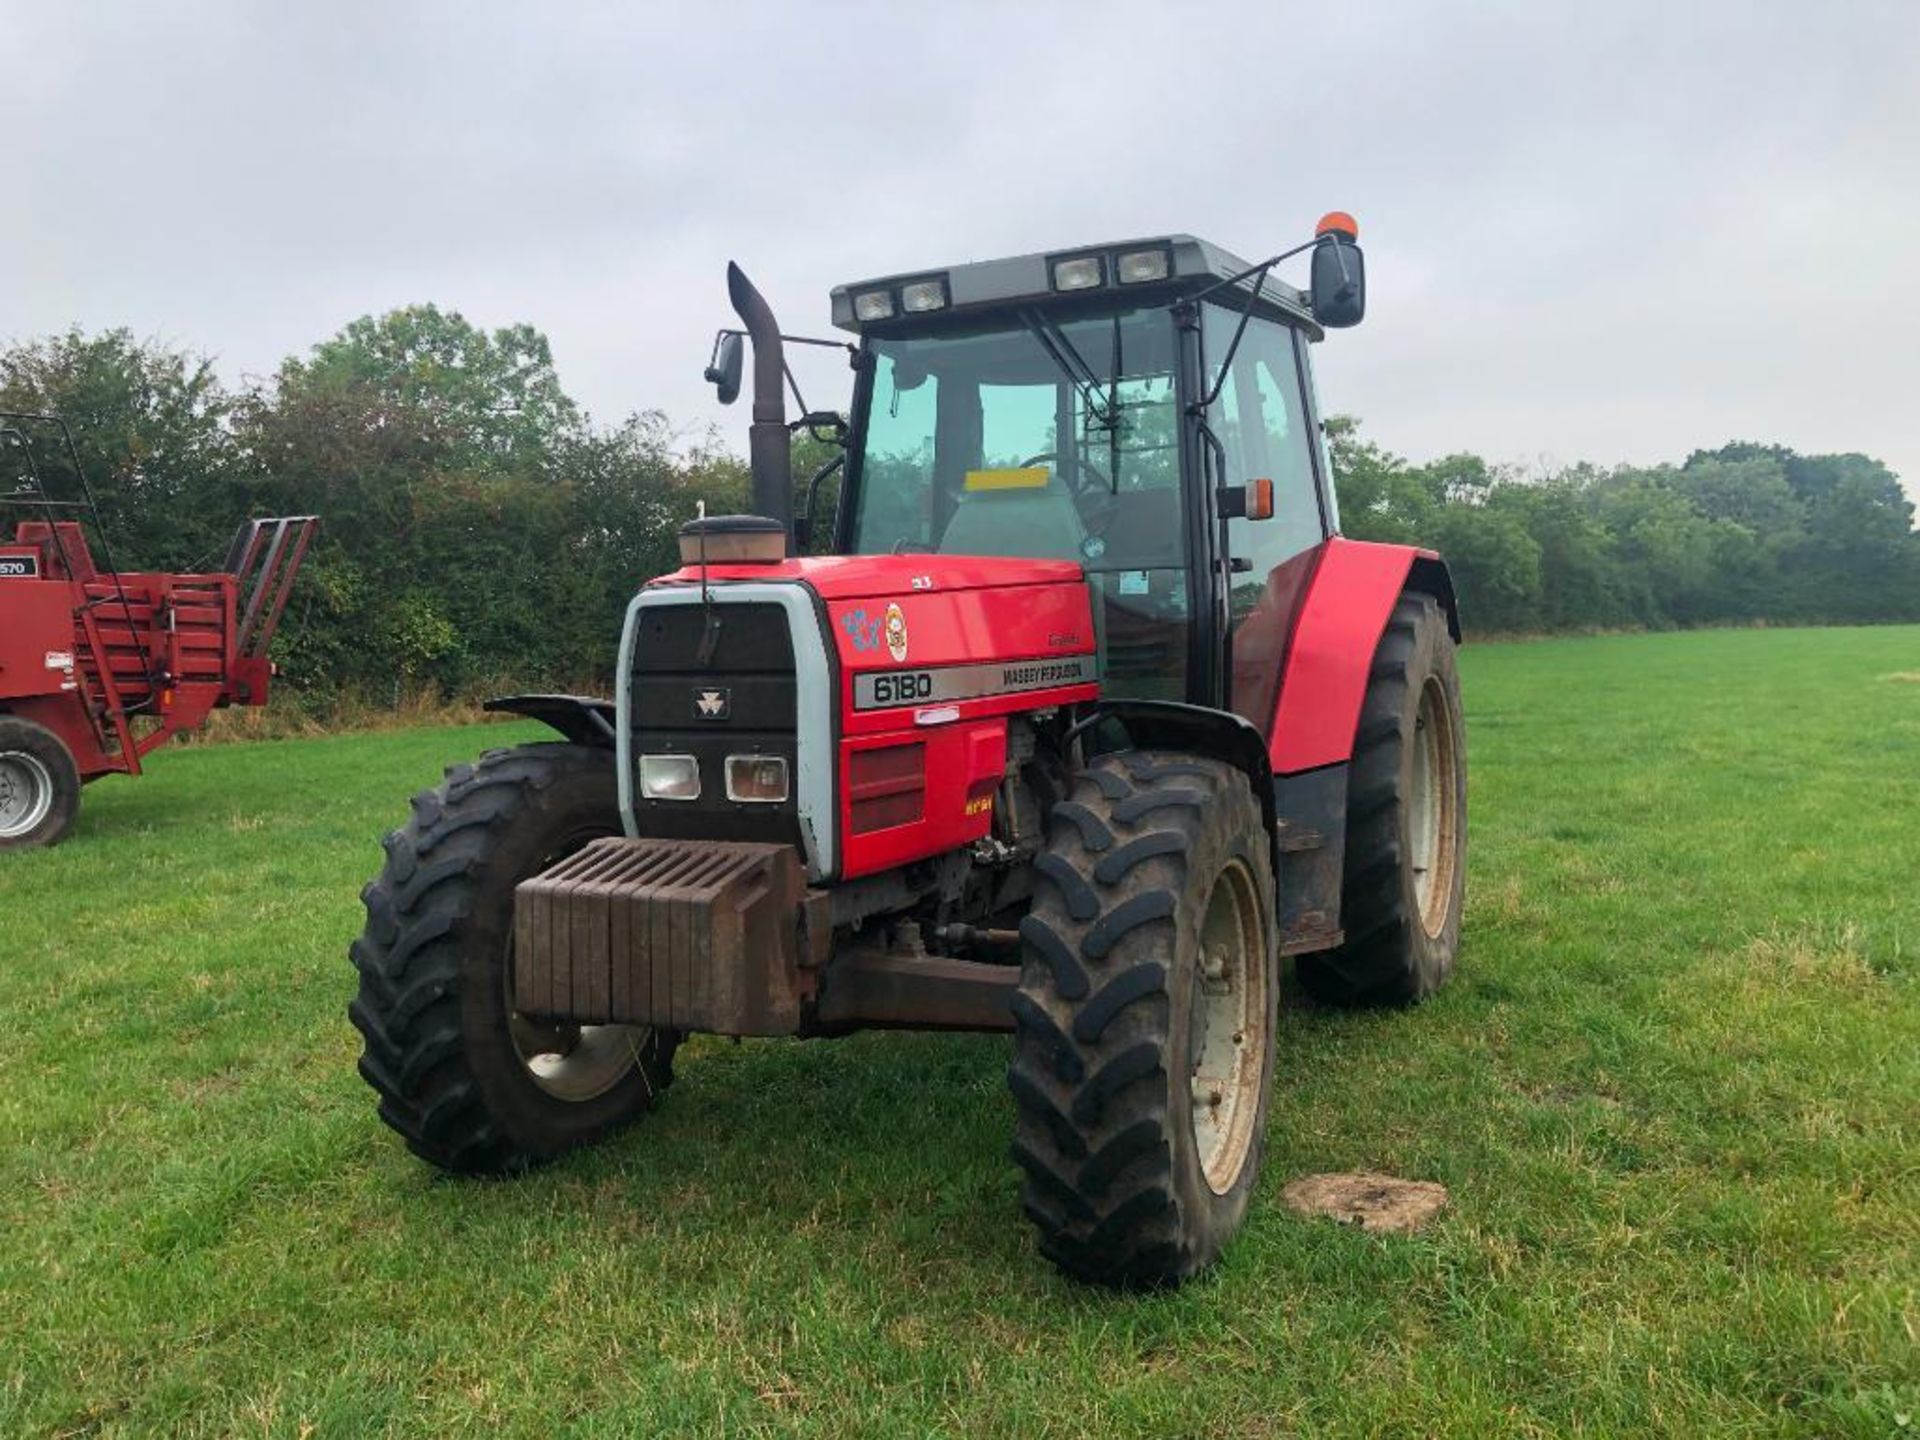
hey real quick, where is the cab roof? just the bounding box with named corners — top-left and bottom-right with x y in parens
top-left (830, 234), bottom-right (1320, 337)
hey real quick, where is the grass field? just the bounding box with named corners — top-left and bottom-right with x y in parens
top-left (2, 627), bottom-right (1916, 1438)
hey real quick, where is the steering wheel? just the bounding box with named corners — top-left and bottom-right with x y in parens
top-left (1021, 451), bottom-right (1119, 553)
top-left (1020, 451), bottom-right (1111, 499)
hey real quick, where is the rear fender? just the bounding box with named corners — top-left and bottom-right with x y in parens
top-left (484, 693), bottom-right (618, 747)
top-left (1268, 537), bottom-right (1456, 775)
top-left (1254, 538), bottom-right (1459, 952)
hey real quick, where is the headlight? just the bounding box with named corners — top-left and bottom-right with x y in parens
top-left (900, 277), bottom-right (949, 313)
top-left (1116, 248), bottom-right (1170, 284)
top-left (1050, 255), bottom-right (1104, 291)
top-left (853, 289), bottom-right (895, 321)
top-left (725, 754), bottom-right (789, 803)
top-left (638, 754), bottom-right (700, 801)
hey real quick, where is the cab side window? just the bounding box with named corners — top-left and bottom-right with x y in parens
top-left (1203, 310), bottom-right (1324, 617)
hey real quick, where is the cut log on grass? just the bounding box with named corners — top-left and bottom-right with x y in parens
top-left (1281, 1172), bottom-right (1449, 1233)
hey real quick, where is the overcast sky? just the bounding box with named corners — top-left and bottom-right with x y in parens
top-left (7, 2), bottom-right (1917, 497)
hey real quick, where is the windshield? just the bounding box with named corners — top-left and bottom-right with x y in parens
top-left (849, 304), bottom-right (1183, 563)
top-left (846, 303), bottom-right (1191, 697)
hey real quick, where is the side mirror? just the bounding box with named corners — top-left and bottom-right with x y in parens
top-left (1309, 221), bottom-right (1366, 329)
top-left (704, 331), bottom-right (744, 405)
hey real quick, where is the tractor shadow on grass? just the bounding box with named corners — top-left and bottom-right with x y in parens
top-left (400, 963), bottom-right (1481, 1290)
top-left (415, 1027), bottom-right (1039, 1281)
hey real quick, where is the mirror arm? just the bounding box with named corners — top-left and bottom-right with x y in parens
top-left (789, 410), bottom-right (848, 442)
top-left (708, 327), bottom-right (855, 355)
top-left (1313, 237), bottom-right (1363, 317)
top-left (779, 339), bottom-right (862, 412)
top-left (1176, 232), bottom-right (1332, 405)
top-left (1182, 248), bottom-right (1296, 408)
top-left (1182, 236), bottom-right (1317, 309)
top-left (782, 358), bottom-right (811, 422)
top-left (703, 330), bottom-right (735, 385)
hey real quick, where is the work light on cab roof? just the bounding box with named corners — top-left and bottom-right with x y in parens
top-left (828, 225), bottom-right (1365, 332)
top-left (347, 210), bottom-right (1464, 1295)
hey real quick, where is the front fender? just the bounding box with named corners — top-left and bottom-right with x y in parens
top-left (1085, 698), bottom-right (1279, 880)
top-left (483, 693), bottom-right (618, 747)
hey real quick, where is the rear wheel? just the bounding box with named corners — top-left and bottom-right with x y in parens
top-left (348, 743), bottom-right (677, 1173)
top-left (0, 717), bottom-right (81, 851)
top-left (1298, 593), bottom-right (1466, 1007)
top-left (1009, 750), bottom-right (1277, 1287)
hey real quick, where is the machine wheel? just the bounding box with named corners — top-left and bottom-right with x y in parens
top-left (0, 716), bottom-right (81, 851)
top-left (1009, 750), bottom-right (1278, 1288)
top-left (1299, 593), bottom-right (1466, 1007)
top-left (348, 742), bottom-right (677, 1173)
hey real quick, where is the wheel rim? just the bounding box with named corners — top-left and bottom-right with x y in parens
top-left (1408, 676), bottom-right (1462, 938)
top-left (505, 827), bottom-right (652, 1103)
top-left (0, 751), bottom-right (54, 840)
top-left (1187, 858), bottom-right (1269, 1196)
top-left (507, 999), bottom-right (650, 1103)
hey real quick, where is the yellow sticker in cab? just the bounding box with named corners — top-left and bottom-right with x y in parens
top-left (963, 466), bottom-right (1049, 491)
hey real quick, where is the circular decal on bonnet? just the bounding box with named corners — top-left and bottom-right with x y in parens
top-left (884, 602), bottom-right (909, 662)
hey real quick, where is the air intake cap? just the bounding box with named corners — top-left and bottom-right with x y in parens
top-left (678, 514), bottom-right (787, 566)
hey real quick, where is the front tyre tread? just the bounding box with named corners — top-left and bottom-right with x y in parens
top-left (1010, 751), bottom-right (1277, 1289)
top-left (347, 742), bottom-right (676, 1175)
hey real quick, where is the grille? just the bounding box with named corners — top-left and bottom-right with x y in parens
top-left (626, 599), bottom-right (804, 848)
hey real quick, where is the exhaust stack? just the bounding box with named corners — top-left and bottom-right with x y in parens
top-left (726, 262), bottom-right (792, 550)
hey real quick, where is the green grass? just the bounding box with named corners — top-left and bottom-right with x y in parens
top-left (2, 627), bottom-right (1917, 1438)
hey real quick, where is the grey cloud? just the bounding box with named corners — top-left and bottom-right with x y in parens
top-left (6, 0), bottom-right (1916, 493)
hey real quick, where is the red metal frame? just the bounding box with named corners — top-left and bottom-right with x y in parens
top-left (0, 518), bottom-right (313, 781)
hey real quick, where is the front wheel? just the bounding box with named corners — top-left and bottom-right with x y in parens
top-left (0, 716), bottom-right (81, 851)
top-left (1009, 751), bottom-right (1278, 1288)
top-left (347, 743), bottom-right (677, 1173)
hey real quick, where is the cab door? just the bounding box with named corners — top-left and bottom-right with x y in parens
top-left (1198, 307), bottom-right (1332, 732)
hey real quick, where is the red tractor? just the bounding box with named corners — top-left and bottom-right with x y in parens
top-left (0, 414), bottom-right (316, 849)
top-left (349, 217), bottom-right (1466, 1286)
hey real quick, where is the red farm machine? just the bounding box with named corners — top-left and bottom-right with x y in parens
top-left (349, 216), bottom-right (1467, 1286)
top-left (0, 414), bottom-right (315, 849)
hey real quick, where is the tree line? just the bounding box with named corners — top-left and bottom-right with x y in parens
top-left (2, 311), bottom-right (1913, 709)
top-left (1328, 420), bottom-right (1918, 632)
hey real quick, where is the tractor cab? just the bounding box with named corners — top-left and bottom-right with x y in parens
top-left (716, 224), bottom-right (1367, 715)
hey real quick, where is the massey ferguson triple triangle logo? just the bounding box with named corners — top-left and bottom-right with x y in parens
top-left (693, 687), bottom-right (730, 720)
